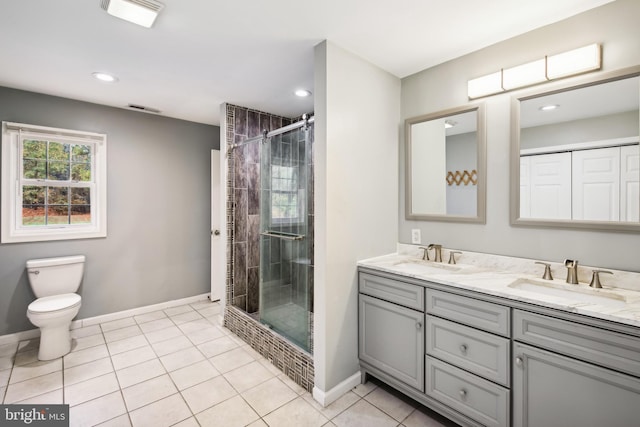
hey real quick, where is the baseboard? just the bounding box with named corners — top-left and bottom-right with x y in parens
top-left (0, 293), bottom-right (211, 346)
top-left (312, 371), bottom-right (361, 407)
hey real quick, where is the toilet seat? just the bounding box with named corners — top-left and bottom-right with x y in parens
top-left (28, 293), bottom-right (81, 314)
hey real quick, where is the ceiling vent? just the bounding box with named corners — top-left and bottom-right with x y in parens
top-left (128, 104), bottom-right (161, 114)
top-left (100, 0), bottom-right (164, 28)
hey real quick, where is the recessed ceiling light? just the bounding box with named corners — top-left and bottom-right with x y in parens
top-left (539, 104), bottom-right (559, 111)
top-left (100, 0), bottom-right (164, 28)
top-left (294, 89), bottom-right (312, 97)
top-left (92, 72), bottom-right (118, 83)
top-left (444, 120), bottom-right (457, 129)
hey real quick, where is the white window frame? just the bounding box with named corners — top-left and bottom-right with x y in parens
top-left (270, 164), bottom-right (305, 225)
top-left (1, 121), bottom-right (107, 243)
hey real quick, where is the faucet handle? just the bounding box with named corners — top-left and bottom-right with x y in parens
top-left (418, 246), bottom-right (430, 261)
top-left (589, 269), bottom-right (613, 289)
top-left (535, 262), bottom-right (553, 280)
top-left (448, 251), bottom-right (462, 265)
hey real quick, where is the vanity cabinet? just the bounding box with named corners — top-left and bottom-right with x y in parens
top-left (512, 310), bottom-right (640, 427)
top-left (358, 272), bottom-right (425, 391)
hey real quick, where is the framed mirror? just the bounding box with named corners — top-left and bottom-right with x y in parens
top-left (511, 65), bottom-right (640, 232)
top-left (405, 104), bottom-right (486, 223)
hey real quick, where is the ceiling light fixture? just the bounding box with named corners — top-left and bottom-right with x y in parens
top-left (100, 0), bottom-right (164, 28)
top-left (444, 120), bottom-right (457, 129)
top-left (294, 89), bottom-right (312, 97)
top-left (539, 104), bottom-right (559, 111)
top-left (467, 43), bottom-right (601, 99)
top-left (92, 72), bottom-right (118, 83)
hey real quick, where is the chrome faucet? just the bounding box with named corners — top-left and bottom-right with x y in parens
top-left (564, 259), bottom-right (579, 284)
top-left (428, 244), bottom-right (443, 262)
top-left (418, 246), bottom-right (430, 261)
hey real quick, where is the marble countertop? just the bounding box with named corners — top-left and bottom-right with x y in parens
top-left (358, 251), bottom-right (640, 329)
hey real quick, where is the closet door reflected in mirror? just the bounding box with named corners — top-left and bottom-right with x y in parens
top-left (512, 66), bottom-right (640, 232)
top-left (406, 104), bottom-right (486, 223)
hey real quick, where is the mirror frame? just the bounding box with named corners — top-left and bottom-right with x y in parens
top-left (510, 65), bottom-right (640, 232)
top-left (405, 103), bottom-right (486, 223)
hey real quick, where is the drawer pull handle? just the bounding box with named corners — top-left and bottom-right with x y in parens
top-left (460, 344), bottom-right (468, 354)
top-left (515, 357), bottom-right (524, 367)
top-left (416, 322), bottom-right (422, 330)
top-left (459, 389), bottom-right (467, 399)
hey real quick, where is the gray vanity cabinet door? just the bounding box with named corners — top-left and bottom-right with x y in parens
top-left (513, 342), bottom-right (640, 427)
top-left (359, 294), bottom-right (424, 391)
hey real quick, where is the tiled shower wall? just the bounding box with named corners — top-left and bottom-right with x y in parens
top-left (223, 104), bottom-right (315, 391)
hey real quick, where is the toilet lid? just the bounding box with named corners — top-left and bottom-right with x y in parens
top-left (28, 293), bottom-right (81, 313)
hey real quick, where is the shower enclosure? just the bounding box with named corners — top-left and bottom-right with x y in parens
top-left (258, 120), bottom-right (313, 352)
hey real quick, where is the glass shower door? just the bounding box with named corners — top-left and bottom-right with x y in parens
top-left (259, 126), bottom-right (312, 352)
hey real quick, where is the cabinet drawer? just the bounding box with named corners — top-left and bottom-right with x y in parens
top-left (426, 356), bottom-right (509, 427)
top-left (359, 272), bottom-right (424, 311)
top-left (426, 289), bottom-right (510, 336)
top-left (426, 316), bottom-right (509, 386)
top-left (514, 310), bottom-right (640, 377)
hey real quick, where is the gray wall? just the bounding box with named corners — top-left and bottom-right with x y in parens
top-left (0, 87), bottom-right (220, 335)
top-left (401, 0), bottom-right (640, 272)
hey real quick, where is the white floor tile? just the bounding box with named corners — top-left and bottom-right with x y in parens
top-left (0, 386), bottom-right (5, 402)
top-left (95, 414), bottom-right (132, 427)
top-left (1, 368), bottom-right (12, 387)
top-left (144, 325), bottom-right (184, 344)
top-left (100, 317), bottom-right (137, 333)
top-left (0, 343), bottom-right (18, 357)
top-left (197, 336), bottom-right (238, 358)
top-left (242, 377), bottom-right (298, 416)
top-left (177, 319), bottom-right (215, 335)
top-left (151, 335), bottom-right (193, 357)
top-left (64, 357), bottom-right (113, 386)
top-left (181, 375), bottom-right (237, 414)
top-left (163, 305), bottom-right (194, 317)
top-left (103, 325), bottom-right (143, 343)
top-left (247, 419), bottom-right (269, 427)
top-left (65, 372), bottom-right (120, 407)
top-left (402, 408), bottom-right (451, 427)
top-left (169, 360), bottom-right (220, 391)
top-left (172, 417), bottom-right (199, 427)
top-left (278, 373), bottom-right (307, 395)
top-left (170, 311), bottom-right (204, 325)
top-left (111, 346), bottom-right (157, 371)
top-left (364, 386), bottom-right (415, 422)
top-left (69, 391), bottom-right (127, 427)
top-left (13, 349), bottom-right (39, 366)
top-left (122, 374), bottom-right (177, 411)
top-left (71, 325), bottom-right (102, 339)
top-left (134, 310), bottom-right (167, 325)
top-left (0, 355), bottom-right (14, 371)
top-left (262, 397), bottom-right (329, 427)
top-left (72, 333), bottom-right (106, 352)
top-left (4, 371), bottom-right (62, 403)
top-left (159, 347), bottom-right (205, 372)
top-left (116, 358), bottom-right (166, 389)
top-left (224, 360), bottom-right (274, 393)
top-left (352, 380), bottom-right (378, 397)
top-left (196, 395), bottom-right (260, 427)
top-left (209, 347), bottom-right (254, 373)
top-left (14, 388), bottom-right (63, 404)
top-left (139, 318), bottom-right (175, 334)
top-left (332, 399), bottom-right (398, 427)
top-left (189, 300), bottom-right (214, 310)
top-left (129, 393), bottom-right (191, 427)
top-left (17, 339), bottom-right (39, 354)
top-left (303, 390), bottom-right (361, 420)
top-left (64, 344), bottom-right (110, 369)
top-left (184, 325), bottom-right (226, 345)
top-left (107, 335), bottom-right (149, 356)
top-left (10, 358), bottom-right (62, 384)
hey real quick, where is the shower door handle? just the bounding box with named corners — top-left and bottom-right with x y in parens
top-left (260, 231), bottom-right (304, 241)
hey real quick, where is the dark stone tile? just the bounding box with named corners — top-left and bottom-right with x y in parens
top-left (248, 110), bottom-right (260, 138)
top-left (248, 163), bottom-right (260, 191)
top-left (248, 215), bottom-right (260, 268)
top-left (233, 295), bottom-right (247, 312)
top-left (247, 267), bottom-right (259, 313)
top-left (271, 116), bottom-right (282, 131)
top-left (234, 107), bottom-right (247, 136)
top-left (233, 144), bottom-right (248, 189)
top-left (248, 187), bottom-right (260, 216)
top-left (260, 114), bottom-right (271, 132)
top-left (234, 189), bottom-right (248, 241)
top-left (247, 139), bottom-right (260, 164)
top-left (233, 242), bottom-right (247, 297)
top-left (308, 267), bottom-right (314, 313)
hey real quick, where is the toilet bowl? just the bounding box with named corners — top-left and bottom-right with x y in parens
top-left (26, 255), bottom-right (85, 361)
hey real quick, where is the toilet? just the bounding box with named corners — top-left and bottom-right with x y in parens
top-left (26, 255), bottom-right (85, 360)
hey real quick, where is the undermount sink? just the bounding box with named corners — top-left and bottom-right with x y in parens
top-left (508, 278), bottom-right (628, 308)
top-left (391, 260), bottom-right (462, 275)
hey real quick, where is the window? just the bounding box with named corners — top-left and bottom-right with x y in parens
top-left (1, 122), bottom-right (107, 243)
top-left (271, 164), bottom-right (304, 223)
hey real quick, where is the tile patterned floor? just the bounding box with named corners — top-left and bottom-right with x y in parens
top-left (0, 300), bottom-right (457, 427)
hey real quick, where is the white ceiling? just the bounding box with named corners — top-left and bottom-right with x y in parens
top-left (0, 0), bottom-right (614, 126)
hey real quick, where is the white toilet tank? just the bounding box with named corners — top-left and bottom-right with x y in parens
top-left (26, 255), bottom-right (85, 298)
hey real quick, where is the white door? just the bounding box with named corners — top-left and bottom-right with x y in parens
top-left (572, 147), bottom-right (620, 221)
top-left (528, 152), bottom-right (572, 219)
top-left (211, 150), bottom-right (223, 302)
top-left (620, 144), bottom-right (640, 222)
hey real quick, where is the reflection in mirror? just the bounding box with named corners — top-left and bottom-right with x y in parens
top-left (406, 104), bottom-right (486, 223)
top-left (512, 66), bottom-right (640, 231)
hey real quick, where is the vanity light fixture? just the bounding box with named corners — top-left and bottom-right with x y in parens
top-left (294, 89), bottom-right (312, 97)
top-left (444, 120), bottom-right (457, 129)
top-left (92, 72), bottom-right (118, 83)
top-left (467, 43), bottom-right (601, 99)
top-left (100, 0), bottom-right (164, 28)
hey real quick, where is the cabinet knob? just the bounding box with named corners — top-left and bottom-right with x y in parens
top-left (460, 344), bottom-right (468, 354)
top-left (515, 357), bottom-right (524, 367)
top-left (416, 322), bottom-right (422, 330)
top-left (459, 389), bottom-right (467, 399)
